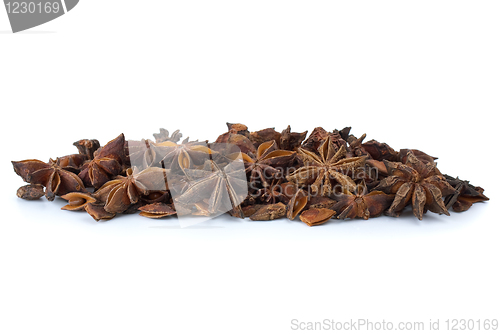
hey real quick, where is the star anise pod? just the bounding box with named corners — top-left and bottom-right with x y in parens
top-left (78, 134), bottom-right (126, 189)
top-left (142, 190), bottom-right (171, 204)
top-left (54, 154), bottom-right (88, 174)
top-left (398, 149), bottom-right (437, 164)
top-left (340, 131), bottom-right (385, 183)
top-left (346, 133), bottom-right (369, 158)
top-left (361, 139), bottom-right (398, 161)
top-left (138, 202), bottom-right (176, 218)
top-left (366, 159), bottom-right (388, 177)
top-left (214, 131), bottom-right (257, 156)
top-left (85, 203), bottom-right (116, 221)
top-left (186, 201), bottom-right (216, 217)
top-left (249, 202), bottom-right (287, 221)
top-left (374, 151), bottom-right (456, 220)
top-left (153, 128), bottom-right (183, 144)
top-left (238, 140), bottom-right (296, 189)
top-left (154, 140), bottom-right (215, 173)
top-left (12, 159), bottom-right (87, 201)
top-left (174, 161), bottom-right (248, 218)
top-left (253, 180), bottom-right (297, 205)
top-left (286, 187), bottom-right (309, 220)
top-left (73, 139), bottom-right (100, 160)
top-left (215, 123), bottom-right (250, 143)
top-left (94, 167), bottom-right (168, 213)
top-left (249, 127), bottom-right (281, 149)
top-left (338, 127), bottom-right (352, 141)
top-left (304, 195), bottom-right (337, 210)
top-left (241, 204), bottom-right (266, 217)
top-left (301, 127), bottom-right (346, 153)
top-left (287, 138), bottom-right (367, 196)
top-left (443, 175), bottom-right (489, 212)
top-left (280, 125), bottom-right (307, 151)
top-left (331, 182), bottom-right (395, 220)
top-left (61, 192), bottom-right (97, 211)
top-left (227, 123), bottom-right (250, 137)
top-left (126, 139), bottom-right (160, 170)
top-left (299, 208), bottom-right (336, 226)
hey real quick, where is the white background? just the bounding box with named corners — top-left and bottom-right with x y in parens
top-left (1, 1), bottom-right (498, 333)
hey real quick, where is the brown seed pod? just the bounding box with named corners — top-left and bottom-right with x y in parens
top-left (138, 202), bottom-right (176, 218)
top-left (16, 184), bottom-right (45, 200)
top-left (85, 203), bottom-right (116, 221)
top-left (299, 208), bottom-right (336, 226)
top-left (286, 188), bottom-right (308, 220)
top-left (249, 202), bottom-right (287, 221)
top-left (61, 192), bottom-right (96, 211)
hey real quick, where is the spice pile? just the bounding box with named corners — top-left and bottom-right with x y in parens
top-left (12, 124), bottom-right (489, 225)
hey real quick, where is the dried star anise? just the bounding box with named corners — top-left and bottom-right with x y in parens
top-left (73, 139), bottom-right (100, 160)
top-left (362, 140), bottom-right (398, 161)
top-left (286, 187), bottom-right (308, 220)
top-left (331, 182), bottom-right (394, 220)
top-left (374, 151), bottom-right (455, 220)
top-left (249, 202), bottom-right (287, 221)
top-left (280, 125), bottom-right (308, 151)
top-left (153, 128), bottom-right (183, 144)
top-left (399, 149), bottom-right (437, 164)
top-left (238, 140), bottom-right (295, 188)
top-left (12, 159), bottom-right (87, 201)
top-left (227, 123), bottom-right (250, 137)
top-left (301, 127), bottom-right (346, 153)
top-left (214, 132), bottom-right (256, 155)
top-left (249, 127), bottom-right (282, 148)
top-left (346, 133), bottom-right (369, 158)
top-left (85, 203), bottom-right (116, 221)
top-left (126, 139), bottom-right (159, 170)
top-left (12, 123), bottom-right (489, 224)
top-left (143, 190), bottom-right (171, 204)
top-left (305, 196), bottom-right (336, 210)
top-left (287, 138), bottom-right (367, 196)
top-left (253, 180), bottom-right (296, 205)
top-left (61, 192), bottom-right (96, 211)
top-left (154, 140), bottom-right (215, 172)
top-left (139, 203), bottom-right (176, 218)
top-left (299, 208), bottom-right (336, 226)
top-left (443, 175), bottom-right (489, 212)
top-left (94, 167), bottom-right (168, 214)
top-left (174, 161), bottom-right (248, 218)
top-left (78, 134), bottom-right (126, 189)
top-left (215, 123), bottom-right (250, 143)
top-left (338, 126), bottom-right (352, 141)
top-left (241, 204), bottom-right (266, 217)
top-left (55, 154), bottom-right (88, 173)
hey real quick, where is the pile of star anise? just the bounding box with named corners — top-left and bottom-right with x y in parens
top-left (12, 124), bottom-right (489, 226)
